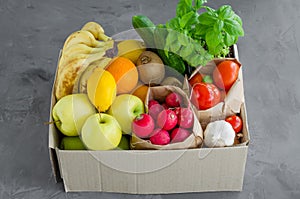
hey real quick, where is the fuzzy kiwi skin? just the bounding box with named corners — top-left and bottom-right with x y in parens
top-left (137, 51), bottom-right (165, 85)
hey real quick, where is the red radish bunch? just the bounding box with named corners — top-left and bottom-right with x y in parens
top-left (135, 92), bottom-right (194, 145)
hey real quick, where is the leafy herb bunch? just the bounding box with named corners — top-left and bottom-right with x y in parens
top-left (164, 0), bottom-right (244, 66)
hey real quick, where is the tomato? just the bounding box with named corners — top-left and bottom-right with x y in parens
top-left (213, 60), bottom-right (240, 91)
top-left (191, 82), bottom-right (221, 110)
top-left (189, 73), bottom-right (203, 87)
top-left (225, 115), bottom-right (243, 133)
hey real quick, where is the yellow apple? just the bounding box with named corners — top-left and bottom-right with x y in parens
top-left (108, 94), bottom-right (145, 134)
top-left (81, 113), bottom-right (122, 150)
top-left (52, 94), bottom-right (96, 136)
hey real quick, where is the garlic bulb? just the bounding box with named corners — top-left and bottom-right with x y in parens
top-left (204, 120), bottom-right (235, 147)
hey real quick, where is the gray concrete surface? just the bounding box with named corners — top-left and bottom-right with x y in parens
top-left (0, 0), bottom-right (300, 198)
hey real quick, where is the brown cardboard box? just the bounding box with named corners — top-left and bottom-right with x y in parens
top-left (48, 44), bottom-right (250, 193)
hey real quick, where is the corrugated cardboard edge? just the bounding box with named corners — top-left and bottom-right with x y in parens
top-left (49, 51), bottom-right (62, 182)
top-left (53, 146), bottom-right (248, 193)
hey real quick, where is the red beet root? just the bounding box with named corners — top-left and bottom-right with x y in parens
top-left (165, 92), bottom-right (182, 107)
top-left (171, 128), bottom-right (191, 143)
top-left (150, 129), bottom-right (170, 145)
top-left (157, 109), bottom-right (178, 130)
top-left (132, 114), bottom-right (155, 138)
top-left (177, 108), bottom-right (194, 129)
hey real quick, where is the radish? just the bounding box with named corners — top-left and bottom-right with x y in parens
top-left (148, 99), bottom-right (159, 108)
top-left (150, 129), bottom-right (170, 145)
top-left (148, 103), bottom-right (164, 119)
top-left (165, 92), bottom-right (182, 107)
top-left (171, 128), bottom-right (191, 143)
top-left (132, 114), bottom-right (155, 138)
top-left (157, 109), bottom-right (178, 130)
top-left (162, 103), bottom-right (169, 110)
top-left (173, 107), bottom-right (181, 118)
top-left (177, 108), bottom-right (194, 129)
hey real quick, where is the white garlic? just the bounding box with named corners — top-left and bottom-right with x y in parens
top-left (204, 120), bottom-right (235, 147)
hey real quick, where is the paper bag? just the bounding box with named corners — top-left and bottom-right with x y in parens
top-left (184, 58), bottom-right (244, 129)
top-left (130, 86), bottom-right (203, 150)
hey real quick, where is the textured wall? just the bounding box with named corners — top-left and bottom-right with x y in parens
top-left (0, 0), bottom-right (300, 198)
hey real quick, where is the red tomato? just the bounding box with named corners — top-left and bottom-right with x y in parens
top-left (213, 60), bottom-right (240, 91)
top-left (225, 115), bottom-right (243, 133)
top-left (189, 73), bottom-right (203, 87)
top-left (191, 82), bottom-right (221, 110)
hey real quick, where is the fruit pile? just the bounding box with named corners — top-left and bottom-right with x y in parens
top-left (51, 18), bottom-right (245, 150)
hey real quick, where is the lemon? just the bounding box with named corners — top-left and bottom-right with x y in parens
top-left (117, 40), bottom-right (146, 64)
top-left (87, 68), bottom-right (116, 112)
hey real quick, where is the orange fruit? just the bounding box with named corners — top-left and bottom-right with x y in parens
top-left (105, 57), bottom-right (138, 94)
top-left (132, 84), bottom-right (149, 102)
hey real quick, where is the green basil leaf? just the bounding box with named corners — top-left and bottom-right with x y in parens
top-left (233, 13), bottom-right (243, 26)
top-left (233, 36), bottom-right (238, 44)
top-left (178, 33), bottom-right (190, 46)
top-left (188, 12), bottom-right (199, 27)
top-left (203, 6), bottom-right (217, 17)
top-left (165, 31), bottom-right (178, 48)
top-left (192, 55), bottom-right (204, 66)
top-left (166, 18), bottom-right (180, 30)
top-left (195, 23), bottom-right (209, 36)
top-left (154, 27), bottom-right (168, 49)
top-left (214, 20), bottom-right (224, 32)
top-left (180, 11), bottom-right (198, 28)
top-left (176, 0), bottom-right (193, 17)
top-left (194, 0), bottom-right (207, 10)
top-left (218, 5), bottom-right (233, 20)
top-left (194, 41), bottom-right (204, 52)
top-left (224, 32), bottom-right (235, 46)
top-left (198, 12), bottom-right (218, 25)
top-left (224, 19), bottom-right (244, 36)
top-left (205, 29), bottom-right (222, 49)
top-left (170, 41), bottom-right (182, 53)
top-left (179, 44), bottom-right (194, 58)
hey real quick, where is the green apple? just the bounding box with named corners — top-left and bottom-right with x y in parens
top-left (52, 94), bottom-right (96, 136)
top-left (115, 135), bottom-right (130, 150)
top-left (81, 113), bottom-right (122, 150)
top-left (108, 94), bottom-right (144, 134)
top-left (60, 136), bottom-right (86, 150)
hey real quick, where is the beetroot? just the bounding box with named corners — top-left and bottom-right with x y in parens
top-left (170, 128), bottom-right (191, 143)
top-left (165, 92), bottom-right (182, 107)
top-left (132, 114), bottom-right (155, 138)
top-left (157, 109), bottom-right (178, 130)
top-left (177, 108), bottom-right (194, 129)
top-left (150, 129), bottom-right (170, 145)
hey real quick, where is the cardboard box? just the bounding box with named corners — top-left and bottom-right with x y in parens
top-left (48, 44), bottom-right (250, 193)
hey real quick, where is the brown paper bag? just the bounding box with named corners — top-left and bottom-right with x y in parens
top-left (130, 86), bottom-right (203, 150)
top-left (184, 58), bottom-right (244, 129)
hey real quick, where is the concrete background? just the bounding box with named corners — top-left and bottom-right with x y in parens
top-left (0, 0), bottom-right (300, 198)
